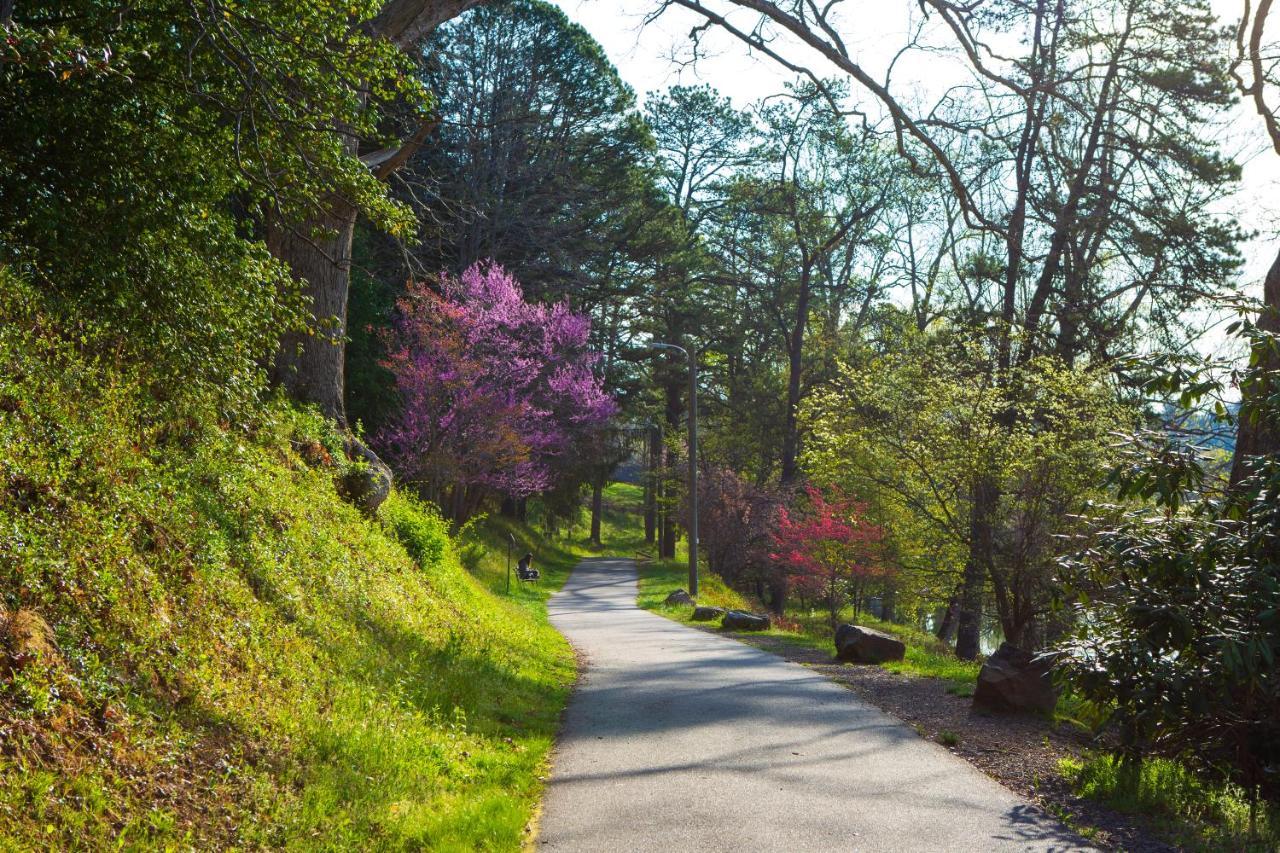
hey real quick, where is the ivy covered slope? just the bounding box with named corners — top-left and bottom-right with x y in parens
top-left (0, 275), bottom-right (575, 849)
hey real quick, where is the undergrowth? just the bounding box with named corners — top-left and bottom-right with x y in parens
top-left (1060, 754), bottom-right (1280, 851)
top-left (0, 273), bottom-right (575, 849)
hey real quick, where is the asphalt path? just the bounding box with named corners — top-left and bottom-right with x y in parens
top-left (538, 557), bottom-right (1090, 852)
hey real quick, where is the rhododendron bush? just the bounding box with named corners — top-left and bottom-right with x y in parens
top-left (771, 486), bottom-right (888, 627)
top-left (376, 262), bottom-right (615, 514)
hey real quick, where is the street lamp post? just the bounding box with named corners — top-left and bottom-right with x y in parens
top-left (650, 342), bottom-right (698, 597)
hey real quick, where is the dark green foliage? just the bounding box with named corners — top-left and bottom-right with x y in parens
top-left (345, 265), bottom-right (402, 438)
top-left (404, 0), bottom-right (655, 301)
top-left (1, 0), bottom-right (421, 403)
top-left (1060, 430), bottom-right (1280, 809)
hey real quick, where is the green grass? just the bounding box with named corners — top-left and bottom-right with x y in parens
top-left (1060, 754), bottom-right (1280, 851)
top-left (634, 551), bottom-right (979, 690)
top-left (464, 480), bottom-right (653, 611)
top-left (635, 559), bottom-right (752, 614)
top-left (0, 305), bottom-right (577, 850)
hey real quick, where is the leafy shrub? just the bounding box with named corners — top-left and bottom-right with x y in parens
top-left (1, 0), bottom-right (422, 403)
top-left (693, 466), bottom-right (786, 607)
top-left (454, 513), bottom-right (490, 572)
top-left (1059, 432), bottom-right (1280, 810)
top-left (379, 492), bottom-right (452, 572)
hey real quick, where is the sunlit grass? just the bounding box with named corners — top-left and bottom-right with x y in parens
top-left (1060, 754), bottom-right (1280, 851)
top-left (0, 333), bottom-right (578, 850)
top-left (635, 559), bottom-right (751, 614)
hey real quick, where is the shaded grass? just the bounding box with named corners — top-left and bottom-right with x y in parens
top-left (1060, 754), bottom-right (1280, 852)
top-left (465, 481), bottom-right (652, 613)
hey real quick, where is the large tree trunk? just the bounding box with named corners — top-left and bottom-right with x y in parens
top-left (956, 476), bottom-right (997, 660)
top-left (266, 0), bottom-right (483, 422)
top-left (1230, 247), bottom-right (1280, 488)
top-left (268, 204), bottom-right (357, 423)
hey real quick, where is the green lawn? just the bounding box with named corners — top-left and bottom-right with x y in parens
top-left (630, 518), bottom-right (979, 691)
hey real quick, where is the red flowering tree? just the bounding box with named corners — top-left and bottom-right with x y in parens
top-left (771, 486), bottom-right (887, 627)
top-left (375, 261), bottom-right (615, 518)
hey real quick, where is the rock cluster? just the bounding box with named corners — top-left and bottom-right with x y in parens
top-left (664, 589), bottom-right (696, 607)
top-left (337, 438), bottom-right (393, 516)
top-left (691, 606), bottom-right (726, 622)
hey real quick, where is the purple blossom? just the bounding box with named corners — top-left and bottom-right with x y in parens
top-left (375, 261), bottom-right (617, 499)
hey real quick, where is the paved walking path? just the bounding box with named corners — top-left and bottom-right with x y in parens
top-left (539, 558), bottom-right (1090, 852)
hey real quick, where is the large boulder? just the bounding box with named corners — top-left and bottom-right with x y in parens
top-left (691, 606), bottom-right (726, 622)
top-left (664, 589), bottom-right (696, 607)
top-left (973, 642), bottom-right (1057, 714)
top-left (721, 610), bottom-right (770, 632)
top-left (834, 624), bottom-right (906, 663)
top-left (338, 438), bottom-right (393, 516)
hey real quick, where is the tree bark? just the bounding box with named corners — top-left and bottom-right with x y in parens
top-left (268, 0), bottom-right (483, 422)
top-left (589, 477), bottom-right (604, 547)
top-left (955, 476), bottom-right (997, 660)
top-left (881, 586), bottom-right (895, 622)
top-left (268, 203), bottom-right (357, 423)
top-left (780, 325), bottom-right (805, 484)
top-left (936, 588), bottom-right (959, 642)
top-left (644, 426), bottom-right (657, 543)
top-left (1230, 247), bottom-right (1280, 488)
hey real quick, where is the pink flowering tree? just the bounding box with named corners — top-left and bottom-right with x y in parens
top-left (771, 486), bottom-right (887, 628)
top-left (376, 262), bottom-right (616, 518)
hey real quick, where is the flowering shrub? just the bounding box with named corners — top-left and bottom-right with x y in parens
top-left (771, 486), bottom-right (887, 626)
top-left (376, 262), bottom-right (615, 508)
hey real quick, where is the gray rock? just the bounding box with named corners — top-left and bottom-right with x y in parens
top-left (665, 589), bottom-right (696, 607)
top-left (691, 606), bottom-right (726, 622)
top-left (721, 610), bottom-right (770, 632)
top-left (338, 438), bottom-right (393, 516)
top-left (973, 642), bottom-right (1057, 714)
top-left (834, 624), bottom-right (906, 664)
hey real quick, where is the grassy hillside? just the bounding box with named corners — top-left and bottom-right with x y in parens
top-left (0, 299), bottom-right (576, 849)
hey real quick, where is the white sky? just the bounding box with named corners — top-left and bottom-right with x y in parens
top-left (552, 0), bottom-right (1279, 315)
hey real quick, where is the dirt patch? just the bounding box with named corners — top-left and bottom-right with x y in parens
top-left (715, 629), bottom-right (1176, 852)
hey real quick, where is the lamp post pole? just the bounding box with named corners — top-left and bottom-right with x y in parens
top-left (650, 342), bottom-right (698, 596)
